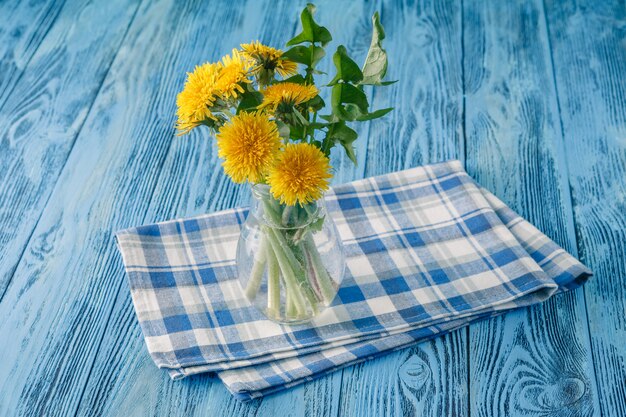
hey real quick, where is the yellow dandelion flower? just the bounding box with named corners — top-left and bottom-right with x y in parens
top-left (176, 62), bottom-right (222, 134)
top-left (216, 112), bottom-right (282, 183)
top-left (267, 143), bottom-right (332, 206)
top-left (216, 49), bottom-right (252, 100)
top-left (241, 41), bottom-right (298, 84)
top-left (259, 82), bottom-right (318, 114)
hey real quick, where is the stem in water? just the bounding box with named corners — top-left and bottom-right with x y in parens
top-left (264, 226), bottom-right (309, 315)
top-left (303, 235), bottom-right (337, 304)
top-left (266, 242), bottom-right (281, 316)
top-left (244, 234), bottom-right (268, 300)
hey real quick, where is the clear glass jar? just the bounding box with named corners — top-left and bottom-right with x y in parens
top-left (236, 184), bottom-right (346, 324)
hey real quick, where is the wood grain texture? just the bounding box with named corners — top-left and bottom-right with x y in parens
top-left (339, 335), bottom-right (468, 417)
top-left (62, 1), bottom-right (374, 416)
top-left (337, 1), bottom-right (468, 416)
top-left (0, 0), bottom-right (623, 415)
top-left (364, 0), bottom-right (464, 176)
top-left (463, 1), bottom-right (599, 415)
top-left (0, 0), bottom-right (224, 415)
top-left (545, 0), bottom-right (626, 414)
top-left (0, 0), bottom-right (140, 299)
top-left (0, 0), bottom-right (64, 106)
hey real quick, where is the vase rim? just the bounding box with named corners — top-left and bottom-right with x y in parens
top-left (248, 183), bottom-right (326, 230)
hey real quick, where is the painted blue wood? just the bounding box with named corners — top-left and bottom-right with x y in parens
top-left (463, 1), bottom-right (599, 415)
top-left (0, 0), bottom-right (624, 416)
top-left (0, 0), bottom-right (65, 107)
top-left (338, 0), bottom-right (469, 415)
top-left (0, 0), bottom-right (213, 415)
top-left (544, 0), bottom-right (626, 414)
top-left (0, 0), bottom-right (141, 300)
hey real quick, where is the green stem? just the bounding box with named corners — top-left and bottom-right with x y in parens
top-left (306, 112), bottom-right (317, 143)
top-left (301, 244), bottom-right (322, 303)
top-left (303, 202), bottom-right (318, 217)
top-left (261, 198), bottom-right (282, 226)
top-left (266, 241), bottom-right (281, 316)
top-left (285, 280), bottom-right (297, 318)
top-left (303, 235), bottom-right (337, 304)
top-left (281, 205), bottom-right (293, 226)
top-left (321, 123), bottom-right (335, 156)
top-left (268, 227), bottom-right (319, 311)
top-left (257, 194), bottom-right (325, 318)
top-left (244, 234), bottom-right (268, 300)
top-left (264, 227), bottom-right (309, 315)
top-left (297, 205), bottom-right (309, 225)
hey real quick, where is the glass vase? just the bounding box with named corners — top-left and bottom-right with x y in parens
top-left (236, 184), bottom-right (346, 324)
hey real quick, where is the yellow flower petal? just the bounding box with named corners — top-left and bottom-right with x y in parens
top-left (258, 82), bottom-right (318, 114)
top-left (216, 112), bottom-right (282, 183)
top-left (217, 49), bottom-right (252, 100)
top-left (241, 41), bottom-right (298, 82)
top-left (267, 143), bottom-right (332, 206)
top-left (175, 62), bottom-right (222, 134)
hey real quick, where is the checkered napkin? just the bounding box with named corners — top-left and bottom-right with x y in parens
top-left (116, 160), bottom-right (591, 401)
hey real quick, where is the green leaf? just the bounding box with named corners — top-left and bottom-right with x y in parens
top-left (328, 122), bottom-right (358, 164)
top-left (308, 215), bottom-right (325, 232)
top-left (355, 107), bottom-right (393, 121)
top-left (328, 45), bottom-right (363, 85)
top-left (308, 121), bottom-right (329, 129)
top-left (293, 110), bottom-right (309, 126)
top-left (286, 4), bottom-right (332, 47)
top-left (236, 90), bottom-right (263, 114)
top-left (310, 46), bottom-right (326, 67)
top-left (283, 46), bottom-right (310, 65)
top-left (360, 12), bottom-right (393, 85)
top-left (279, 74), bottom-right (307, 84)
top-left (331, 83), bottom-right (369, 121)
top-left (276, 120), bottom-right (291, 140)
top-left (288, 123), bottom-right (304, 139)
top-left (283, 45), bottom-right (326, 68)
top-left (319, 114), bottom-right (339, 123)
top-left (306, 95), bottom-right (325, 112)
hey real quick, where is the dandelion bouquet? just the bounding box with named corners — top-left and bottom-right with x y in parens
top-left (176, 4), bottom-right (393, 322)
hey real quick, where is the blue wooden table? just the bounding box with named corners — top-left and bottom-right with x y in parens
top-left (0, 0), bottom-right (624, 415)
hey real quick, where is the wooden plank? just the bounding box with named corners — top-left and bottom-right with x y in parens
top-left (463, 0), bottom-right (600, 415)
top-left (0, 0), bottom-right (140, 300)
top-left (0, 1), bottom-right (246, 416)
top-left (339, 336), bottom-right (468, 417)
top-left (544, 0), bottom-right (626, 414)
top-left (337, 0), bottom-right (468, 416)
top-left (73, 1), bottom-right (382, 415)
top-left (364, 0), bottom-right (464, 176)
top-left (0, 0), bottom-right (64, 106)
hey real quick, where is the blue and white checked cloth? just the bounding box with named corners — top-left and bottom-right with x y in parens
top-left (116, 160), bottom-right (591, 401)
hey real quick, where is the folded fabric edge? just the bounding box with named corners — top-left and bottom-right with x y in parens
top-left (223, 309), bottom-right (501, 402)
top-left (165, 275), bottom-right (558, 381)
top-left (114, 160), bottom-right (594, 400)
top-left (114, 234), bottom-right (182, 370)
top-left (477, 186), bottom-right (593, 287)
top-left (221, 269), bottom-right (582, 402)
top-left (118, 163), bottom-right (581, 373)
top-left (113, 160), bottom-right (472, 372)
top-left (554, 263), bottom-right (592, 292)
top-left (214, 184), bottom-right (593, 399)
top-left (161, 168), bottom-right (561, 370)
top-left (216, 192), bottom-right (595, 401)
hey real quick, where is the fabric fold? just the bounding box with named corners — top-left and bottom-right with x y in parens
top-left (116, 160), bottom-right (591, 401)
